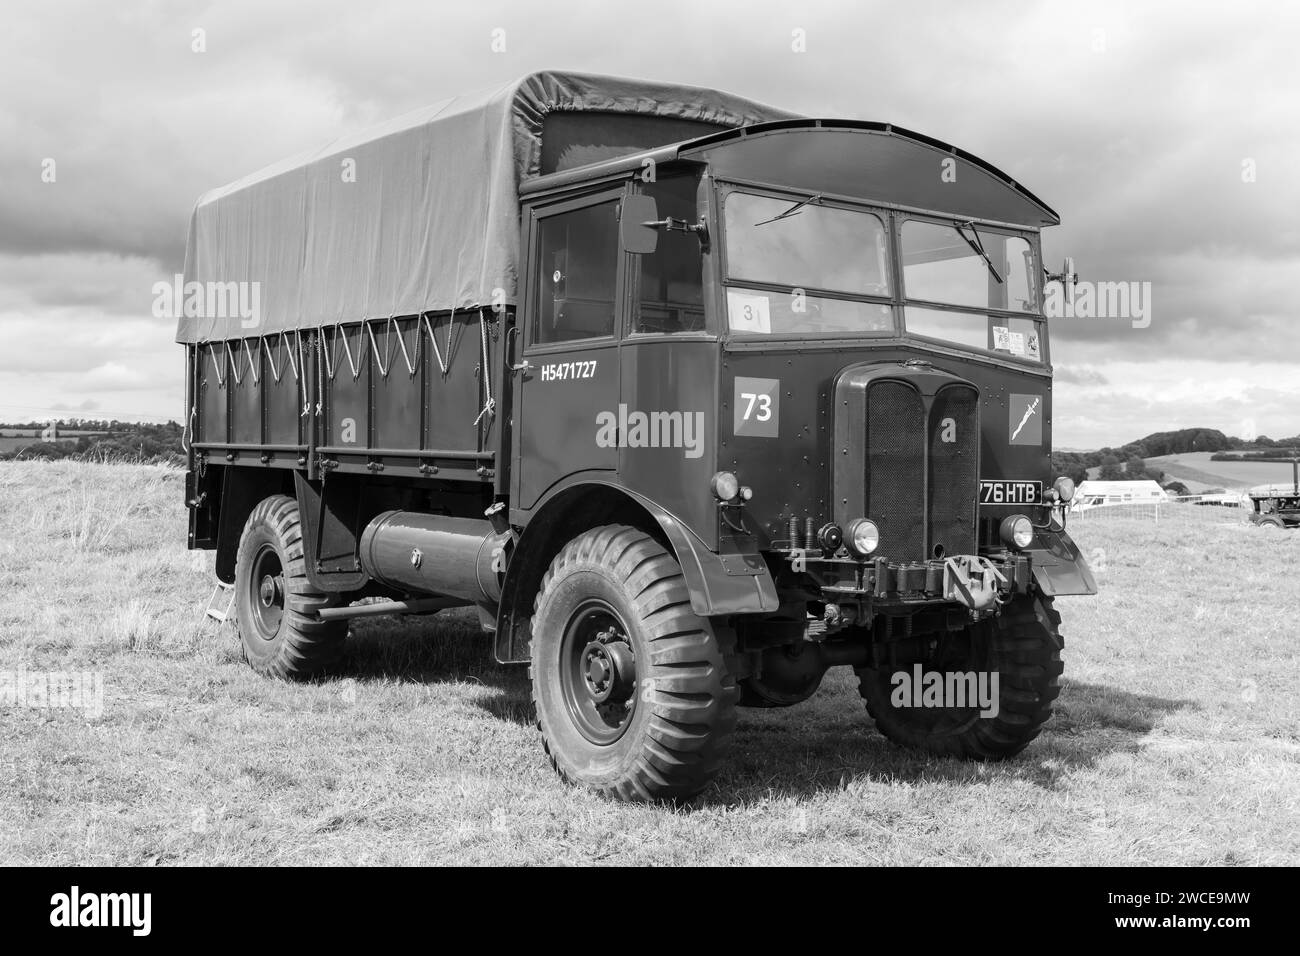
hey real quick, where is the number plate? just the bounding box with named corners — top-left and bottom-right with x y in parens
top-left (979, 480), bottom-right (1042, 505)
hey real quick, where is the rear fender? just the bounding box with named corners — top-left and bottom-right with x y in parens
top-left (214, 468), bottom-right (290, 583)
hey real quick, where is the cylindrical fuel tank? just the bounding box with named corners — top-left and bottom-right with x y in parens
top-left (358, 511), bottom-right (510, 603)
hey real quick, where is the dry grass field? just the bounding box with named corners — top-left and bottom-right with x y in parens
top-left (1, 460), bottom-right (1296, 865)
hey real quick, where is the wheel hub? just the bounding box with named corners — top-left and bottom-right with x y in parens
top-left (581, 633), bottom-right (635, 704)
top-left (560, 608), bottom-right (639, 745)
top-left (258, 574), bottom-right (281, 608)
top-left (248, 544), bottom-right (286, 640)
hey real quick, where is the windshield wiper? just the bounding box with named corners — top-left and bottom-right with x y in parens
top-left (754, 194), bottom-right (822, 227)
top-left (955, 220), bottom-right (1004, 284)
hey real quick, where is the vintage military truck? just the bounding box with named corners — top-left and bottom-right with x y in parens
top-left (180, 71), bottom-right (1095, 801)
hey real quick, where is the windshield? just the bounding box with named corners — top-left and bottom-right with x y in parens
top-left (901, 220), bottom-right (1035, 311)
top-left (723, 191), bottom-right (892, 335)
top-left (719, 191), bottom-right (1045, 356)
top-left (900, 219), bottom-right (1044, 362)
top-left (724, 192), bottom-right (891, 297)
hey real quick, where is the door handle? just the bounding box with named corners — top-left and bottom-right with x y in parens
top-left (505, 325), bottom-right (530, 373)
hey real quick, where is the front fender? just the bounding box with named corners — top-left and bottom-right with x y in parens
top-left (494, 478), bottom-right (779, 663)
top-left (617, 486), bottom-right (780, 618)
top-left (1027, 525), bottom-right (1098, 596)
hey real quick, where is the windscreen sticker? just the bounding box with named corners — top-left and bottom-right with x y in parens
top-left (727, 291), bottom-right (771, 334)
top-left (993, 325), bottom-right (1027, 356)
top-left (1024, 331), bottom-right (1041, 360)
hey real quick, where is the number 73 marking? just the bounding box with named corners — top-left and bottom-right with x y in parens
top-left (733, 376), bottom-right (780, 437)
top-left (740, 392), bottom-right (772, 421)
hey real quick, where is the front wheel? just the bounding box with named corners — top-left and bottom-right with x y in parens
top-left (856, 595), bottom-right (1064, 759)
top-left (530, 525), bottom-right (738, 801)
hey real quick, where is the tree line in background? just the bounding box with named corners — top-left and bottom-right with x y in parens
top-left (1051, 427), bottom-right (1300, 493)
top-left (0, 419), bottom-right (185, 465)
top-left (1210, 448), bottom-right (1300, 462)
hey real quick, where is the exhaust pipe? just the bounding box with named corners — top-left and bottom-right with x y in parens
top-left (359, 511), bottom-right (511, 604)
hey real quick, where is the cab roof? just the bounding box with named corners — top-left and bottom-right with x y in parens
top-left (524, 119), bottom-right (1059, 229)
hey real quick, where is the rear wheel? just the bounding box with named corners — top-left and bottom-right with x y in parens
top-left (530, 525), bottom-right (738, 801)
top-left (856, 595), bottom-right (1064, 759)
top-left (234, 494), bottom-right (346, 680)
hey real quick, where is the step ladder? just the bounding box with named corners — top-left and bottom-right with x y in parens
top-left (204, 582), bottom-right (236, 625)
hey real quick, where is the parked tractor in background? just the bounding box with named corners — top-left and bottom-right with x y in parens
top-left (1249, 461), bottom-right (1300, 529)
top-left (1249, 493), bottom-right (1300, 528)
top-left (1247, 450), bottom-right (1300, 529)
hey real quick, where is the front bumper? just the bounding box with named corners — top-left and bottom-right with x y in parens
top-left (782, 549), bottom-right (1032, 614)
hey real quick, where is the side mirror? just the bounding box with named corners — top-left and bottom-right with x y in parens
top-left (1044, 256), bottom-right (1079, 305)
top-left (620, 195), bottom-right (660, 255)
top-left (1063, 256), bottom-right (1077, 306)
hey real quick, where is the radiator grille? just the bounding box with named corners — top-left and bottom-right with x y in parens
top-left (927, 385), bottom-right (979, 556)
top-left (866, 381), bottom-right (925, 559)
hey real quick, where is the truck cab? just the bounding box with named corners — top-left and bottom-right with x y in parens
top-left (504, 118), bottom-right (1093, 677)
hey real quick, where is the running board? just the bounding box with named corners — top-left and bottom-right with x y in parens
top-left (314, 597), bottom-right (466, 622)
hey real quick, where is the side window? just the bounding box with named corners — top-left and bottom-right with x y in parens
top-left (534, 201), bottom-right (619, 345)
top-left (634, 178), bottom-right (705, 334)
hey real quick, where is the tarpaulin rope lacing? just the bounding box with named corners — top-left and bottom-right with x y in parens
top-left (473, 310), bottom-right (495, 427)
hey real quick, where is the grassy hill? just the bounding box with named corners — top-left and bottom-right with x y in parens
top-left (1143, 452), bottom-right (1299, 493)
top-left (1060, 427), bottom-right (1299, 491)
top-left (1, 460), bottom-right (1296, 864)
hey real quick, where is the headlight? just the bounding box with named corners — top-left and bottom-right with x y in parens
top-left (999, 515), bottom-right (1034, 550)
top-left (845, 518), bottom-right (880, 556)
top-left (710, 471), bottom-right (739, 502)
top-left (1053, 476), bottom-right (1076, 503)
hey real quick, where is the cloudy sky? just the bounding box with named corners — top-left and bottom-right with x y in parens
top-left (2, 0), bottom-right (1296, 448)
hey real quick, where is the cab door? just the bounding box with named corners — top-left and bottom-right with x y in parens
top-left (512, 189), bottom-right (626, 511)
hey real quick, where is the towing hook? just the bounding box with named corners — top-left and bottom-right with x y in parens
top-left (942, 555), bottom-right (1008, 614)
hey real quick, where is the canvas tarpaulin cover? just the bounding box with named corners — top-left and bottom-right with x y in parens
top-left (177, 70), bottom-right (795, 343)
